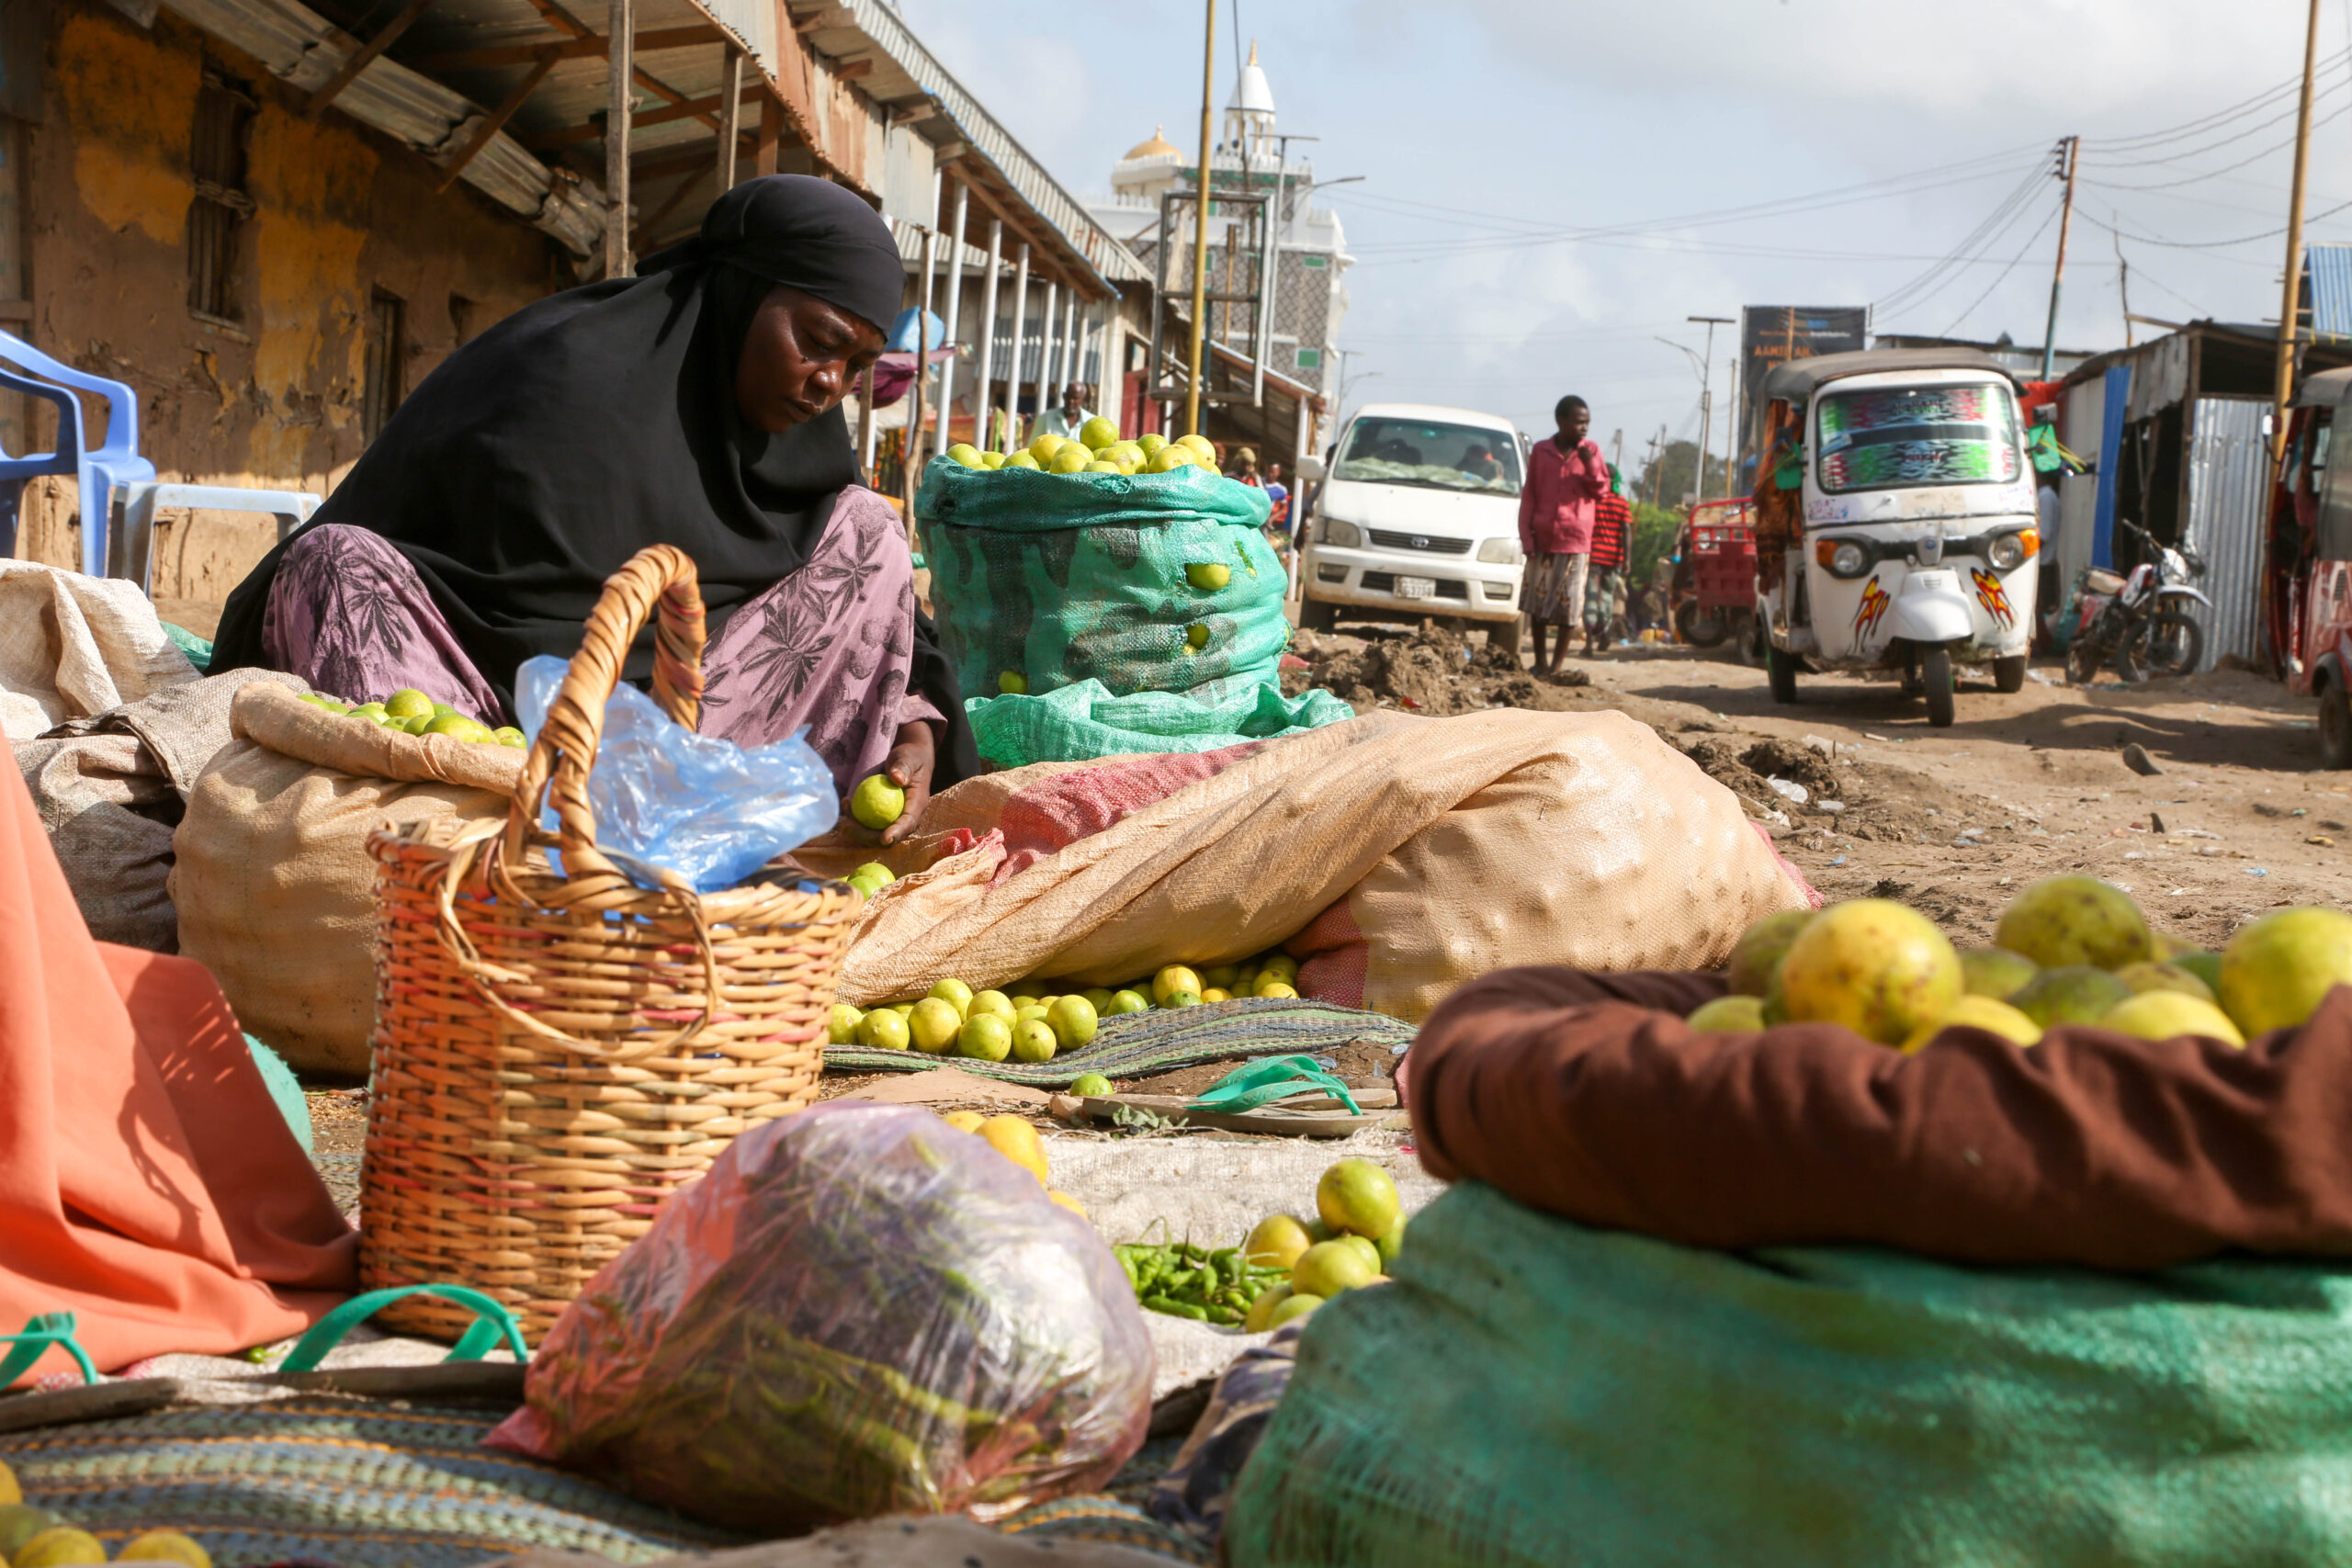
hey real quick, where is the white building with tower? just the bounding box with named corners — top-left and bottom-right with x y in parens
top-left (1086, 42), bottom-right (1353, 408)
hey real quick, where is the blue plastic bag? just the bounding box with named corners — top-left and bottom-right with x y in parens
top-left (515, 656), bottom-right (836, 894)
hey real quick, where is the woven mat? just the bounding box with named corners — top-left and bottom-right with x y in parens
top-left (822, 997), bottom-right (1413, 1086)
top-left (0, 1396), bottom-right (744, 1566)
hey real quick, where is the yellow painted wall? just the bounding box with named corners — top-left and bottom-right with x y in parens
top-left (19, 1), bottom-right (557, 604)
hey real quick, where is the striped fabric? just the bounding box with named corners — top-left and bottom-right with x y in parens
top-left (1589, 493), bottom-right (1631, 573)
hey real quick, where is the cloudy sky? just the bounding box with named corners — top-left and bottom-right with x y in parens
top-left (898, 0), bottom-right (2352, 465)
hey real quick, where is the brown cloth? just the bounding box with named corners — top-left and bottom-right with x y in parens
top-left (1409, 966), bottom-right (2352, 1269)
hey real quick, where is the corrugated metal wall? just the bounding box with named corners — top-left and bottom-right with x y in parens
top-left (2185, 395), bottom-right (2271, 669)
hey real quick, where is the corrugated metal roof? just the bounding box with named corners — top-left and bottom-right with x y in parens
top-left (161, 0), bottom-right (605, 254)
top-left (823, 0), bottom-right (1149, 290)
top-left (2310, 243), bottom-right (2352, 344)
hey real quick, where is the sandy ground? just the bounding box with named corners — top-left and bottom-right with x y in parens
top-left (1294, 623), bottom-right (2352, 953)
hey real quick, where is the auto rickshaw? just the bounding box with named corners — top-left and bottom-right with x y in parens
top-left (2265, 365), bottom-right (2352, 765)
top-left (1752, 348), bottom-right (2041, 728)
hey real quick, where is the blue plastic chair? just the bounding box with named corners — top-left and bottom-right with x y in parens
top-left (0, 363), bottom-right (88, 565)
top-left (0, 329), bottom-right (154, 578)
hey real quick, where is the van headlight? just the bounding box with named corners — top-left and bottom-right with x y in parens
top-left (1476, 537), bottom-right (1521, 565)
top-left (1986, 531), bottom-right (2033, 570)
top-left (1320, 517), bottom-right (1362, 548)
top-left (1815, 539), bottom-right (1870, 578)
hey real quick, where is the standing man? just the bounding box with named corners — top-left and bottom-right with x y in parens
top-left (1518, 395), bottom-right (1610, 675)
top-left (1583, 464), bottom-right (1633, 654)
top-left (1263, 458), bottom-right (1291, 536)
top-left (1030, 381), bottom-right (1096, 446)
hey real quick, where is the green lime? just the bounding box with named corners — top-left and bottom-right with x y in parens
top-left (1186, 563), bottom-right (1231, 591)
top-left (1107, 989), bottom-right (1150, 1015)
top-left (851, 773), bottom-right (906, 829)
top-left (999, 671), bottom-right (1029, 694)
top-left (958, 1014), bottom-right (1013, 1062)
top-left (825, 1003), bottom-right (863, 1045)
top-left (1069, 1072), bottom-right (1114, 1097)
top-left (383, 689), bottom-right (435, 721)
top-left (1011, 1019), bottom-right (1058, 1063)
top-left (856, 1010), bottom-right (910, 1051)
top-left (1046, 994), bottom-right (1098, 1049)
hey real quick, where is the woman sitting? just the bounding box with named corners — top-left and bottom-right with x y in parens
top-left (209, 175), bottom-right (973, 840)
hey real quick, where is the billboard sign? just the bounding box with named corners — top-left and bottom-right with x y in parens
top-left (1739, 306), bottom-right (1871, 464)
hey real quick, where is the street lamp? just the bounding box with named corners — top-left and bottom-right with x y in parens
top-left (1658, 318), bottom-right (1735, 503)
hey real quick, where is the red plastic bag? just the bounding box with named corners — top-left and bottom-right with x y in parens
top-left (487, 1102), bottom-right (1152, 1530)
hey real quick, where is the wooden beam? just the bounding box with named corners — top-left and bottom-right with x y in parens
top-left (410, 28), bottom-right (712, 73)
top-left (754, 94), bottom-right (780, 176)
top-left (605, 0), bottom-right (632, 279)
top-left (949, 163), bottom-right (1092, 297)
top-left (303, 0), bottom-right (431, 118)
top-left (436, 45), bottom-right (560, 191)
top-left (506, 0), bottom-right (718, 136)
top-left (526, 85), bottom-right (757, 151)
top-left (716, 47), bottom-right (741, 190)
top-left (832, 55), bottom-right (872, 81)
top-left (792, 10), bottom-right (825, 32)
top-left (633, 152), bottom-right (716, 250)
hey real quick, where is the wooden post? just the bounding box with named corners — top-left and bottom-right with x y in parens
top-left (1035, 279), bottom-right (1058, 440)
top-left (907, 223), bottom-right (935, 519)
top-left (937, 177), bottom-right (970, 455)
top-left (604, 0), bottom-right (634, 279)
top-left (974, 219), bottom-right (1003, 451)
top-left (2039, 137), bottom-right (2079, 382)
top-left (2274, 0), bottom-right (2324, 470)
top-left (1006, 243), bottom-right (1031, 450)
top-left (716, 48), bottom-right (741, 192)
top-left (755, 96), bottom-right (781, 176)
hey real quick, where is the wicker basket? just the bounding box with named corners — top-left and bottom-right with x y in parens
top-left (359, 545), bottom-right (854, 1342)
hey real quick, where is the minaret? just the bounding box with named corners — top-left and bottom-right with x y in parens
top-left (1225, 39), bottom-right (1276, 164)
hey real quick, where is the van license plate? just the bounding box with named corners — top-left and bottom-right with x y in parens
top-left (1395, 576), bottom-right (1435, 599)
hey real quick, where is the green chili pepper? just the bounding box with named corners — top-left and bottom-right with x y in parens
top-left (1143, 1295), bottom-right (1210, 1321)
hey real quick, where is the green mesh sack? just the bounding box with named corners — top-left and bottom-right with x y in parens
top-left (916, 457), bottom-right (1348, 764)
top-left (1226, 1181), bottom-right (2352, 1568)
top-left (967, 679), bottom-right (1352, 767)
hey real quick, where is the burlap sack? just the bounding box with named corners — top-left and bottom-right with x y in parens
top-left (835, 708), bottom-right (1814, 1021)
top-left (0, 560), bottom-right (195, 739)
top-left (171, 683), bottom-right (525, 1075)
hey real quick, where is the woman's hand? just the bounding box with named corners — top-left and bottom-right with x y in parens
top-left (876, 720), bottom-right (937, 845)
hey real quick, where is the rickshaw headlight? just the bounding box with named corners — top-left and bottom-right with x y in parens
top-left (1986, 531), bottom-right (2033, 570)
top-left (1476, 537), bottom-right (1521, 564)
top-left (1816, 539), bottom-right (1869, 578)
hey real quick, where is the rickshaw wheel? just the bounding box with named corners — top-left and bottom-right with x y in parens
top-left (1676, 601), bottom-right (1730, 649)
top-left (2321, 678), bottom-right (2352, 770)
top-left (1993, 655), bottom-right (2028, 694)
top-left (1921, 646), bottom-right (1956, 728)
top-left (1766, 645), bottom-right (1800, 704)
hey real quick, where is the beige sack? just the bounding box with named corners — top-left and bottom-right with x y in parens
top-left (836, 708), bottom-right (1813, 1021)
top-left (0, 560), bottom-right (195, 739)
top-left (171, 684), bottom-right (525, 1076)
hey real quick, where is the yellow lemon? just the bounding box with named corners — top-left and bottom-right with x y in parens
top-left (999, 671), bottom-right (1028, 694)
top-left (423, 712), bottom-right (494, 742)
top-left (1996, 875), bottom-right (2152, 970)
top-left (1080, 415), bottom-right (1121, 450)
top-left (1246, 1213), bottom-right (1315, 1270)
top-left (2101, 990), bottom-right (2246, 1047)
top-left (1152, 965), bottom-right (1203, 1005)
top-left (850, 773), bottom-right (905, 829)
top-left (1086, 459), bottom-right (1123, 474)
top-left (978, 1114), bottom-right (1048, 1184)
top-left (1316, 1158), bottom-right (1401, 1238)
top-left (855, 1009), bottom-right (910, 1051)
top-left (1254, 981), bottom-right (1299, 999)
top-left (1136, 433), bottom-right (1170, 457)
top-left (1046, 995), bottom-right (1098, 1049)
top-left (119, 1529), bottom-right (215, 1566)
top-left (1778, 898), bottom-right (1962, 1046)
top-left (978, 449), bottom-right (1007, 468)
top-left (1899, 995), bottom-right (2042, 1055)
top-left (382, 688), bottom-right (435, 720)
top-left (1050, 446), bottom-right (1093, 475)
top-left (968, 989), bottom-right (1017, 1023)
top-left (1186, 623), bottom-right (1211, 649)
top-left (825, 1003), bottom-right (864, 1044)
top-left (908, 998), bottom-right (964, 1055)
top-left (946, 443), bottom-right (985, 468)
top-left (1199, 987), bottom-right (1231, 1003)
top-left (15, 1528), bottom-right (107, 1566)
top-left (0, 1461), bottom-right (19, 1507)
top-left (1107, 989), bottom-right (1151, 1014)
top-left (1960, 947), bottom-right (2039, 1000)
top-left (942, 1110), bottom-right (985, 1133)
top-left (1268, 1292), bottom-right (1322, 1326)
top-left (1685, 995), bottom-right (1765, 1032)
top-left (958, 1014), bottom-right (1013, 1062)
top-left (927, 977), bottom-right (973, 1017)
top-left (0, 1506), bottom-right (59, 1559)
top-left (1028, 434), bottom-right (1069, 465)
top-left (1004, 451), bottom-right (1042, 469)
top-left (2114, 961), bottom-right (2218, 1007)
top-left (1292, 1239), bottom-right (1377, 1298)
top-left (2221, 906), bottom-right (2352, 1036)
top-left (1011, 1019), bottom-right (1058, 1063)
top-left (1244, 1282), bottom-right (1294, 1332)
top-left (1186, 562), bottom-right (1232, 591)
top-left (1176, 434), bottom-right (1216, 462)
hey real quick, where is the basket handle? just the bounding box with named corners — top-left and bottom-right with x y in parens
top-left (502, 544), bottom-right (708, 905)
top-left (278, 1285), bottom-right (531, 1371)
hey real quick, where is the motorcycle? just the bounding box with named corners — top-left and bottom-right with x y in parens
top-left (2063, 515), bottom-right (2210, 684)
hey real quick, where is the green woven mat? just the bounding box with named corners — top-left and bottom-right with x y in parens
top-left (0, 1397), bottom-right (745, 1566)
top-left (823, 997), bottom-right (1414, 1086)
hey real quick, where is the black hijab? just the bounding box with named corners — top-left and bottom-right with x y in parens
top-left (211, 175), bottom-right (975, 785)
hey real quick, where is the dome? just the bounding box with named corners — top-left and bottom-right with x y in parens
top-left (1229, 39), bottom-right (1274, 116)
top-left (1122, 124), bottom-right (1181, 161)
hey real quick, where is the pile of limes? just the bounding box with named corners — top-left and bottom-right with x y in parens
top-left (1118, 1157), bottom-right (1406, 1329)
top-left (828, 954), bottom-right (1304, 1064)
top-left (945, 417), bottom-right (1219, 478)
top-left (0, 1461), bottom-right (209, 1564)
top-left (1692, 874), bottom-right (2352, 1051)
top-left (299, 687), bottom-right (522, 747)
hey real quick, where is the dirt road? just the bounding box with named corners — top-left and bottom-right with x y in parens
top-left (1291, 625), bottom-right (2352, 952)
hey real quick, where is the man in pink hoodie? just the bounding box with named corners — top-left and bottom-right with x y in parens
top-left (1518, 395), bottom-right (1611, 675)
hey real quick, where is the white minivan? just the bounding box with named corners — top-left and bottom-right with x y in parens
top-left (1295, 402), bottom-right (1528, 652)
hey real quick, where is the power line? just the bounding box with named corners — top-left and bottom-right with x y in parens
top-left (1938, 204), bottom-right (2062, 339)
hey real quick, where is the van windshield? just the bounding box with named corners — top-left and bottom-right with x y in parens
top-left (1815, 382), bottom-right (2022, 493)
top-left (1334, 418), bottom-right (1522, 495)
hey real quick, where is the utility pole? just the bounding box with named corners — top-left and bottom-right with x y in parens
top-left (2039, 136), bottom-right (2080, 381)
top-left (1185, 0), bottom-right (1216, 438)
top-left (2275, 0), bottom-right (2325, 469)
top-left (2115, 221), bottom-right (2133, 349)
top-left (1689, 315), bottom-right (1732, 504)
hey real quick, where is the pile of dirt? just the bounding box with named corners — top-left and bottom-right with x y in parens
top-left (1284, 624), bottom-right (1587, 715)
top-left (1678, 729), bottom-right (2008, 845)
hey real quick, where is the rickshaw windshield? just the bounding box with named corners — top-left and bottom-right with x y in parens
top-left (1815, 381), bottom-right (2023, 494)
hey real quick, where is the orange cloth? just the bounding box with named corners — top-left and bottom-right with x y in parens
top-left (0, 756), bottom-right (355, 1384)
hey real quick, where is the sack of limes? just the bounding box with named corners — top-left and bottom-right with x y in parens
top-left (915, 432), bottom-right (1350, 766)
